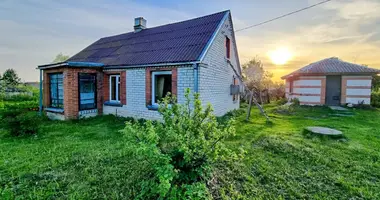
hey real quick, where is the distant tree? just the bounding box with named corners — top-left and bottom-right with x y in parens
top-left (242, 57), bottom-right (273, 104)
top-left (52, 53), bottom-right (70, 63)
top-left (2, 69), bottom-right (21, 87)
top-left (373, 75), bottom-right (380, 92)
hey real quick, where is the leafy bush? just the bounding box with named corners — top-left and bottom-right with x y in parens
top-left (120, 89), bottom-right (242, 199)
top-left (290, 98), bottom-right (300, 106)
top-left (275, 98), bottom-right (288, 105)
top-left (371, 92), bottom-right (380, 108)
top-left (1, 101), bottom-right (38, 111)
top-left (1, 110), bottom-right (43, 136)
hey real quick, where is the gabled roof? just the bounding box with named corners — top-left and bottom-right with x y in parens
top-left (66, 11), bottom-right (229, 67)
top-left (282, 57), bottom-right (380, 79)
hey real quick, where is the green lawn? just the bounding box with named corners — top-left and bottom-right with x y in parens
top-left (1, 105), bottom-right (380, 199)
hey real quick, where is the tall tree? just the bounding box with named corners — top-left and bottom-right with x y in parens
top-left (242, 57), bottom-right (273, 104)
top-left (52, 53), bottom-right (70, 63)
top-left (373, 75), bottom-right (380, 92)
top-left (2, 69), bottom-right (21, 87)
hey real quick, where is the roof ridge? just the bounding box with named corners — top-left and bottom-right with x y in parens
top-left (100, 10), bottom-right (229, 40)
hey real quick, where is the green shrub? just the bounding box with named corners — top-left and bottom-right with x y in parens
top-left (1, 111), bottom-right (43, 136)
top-left (371, 92), bottom-right (380, 108)
top-left (120, 89), bottom-right (242, 199)
top-left (275, 98), bottom-right (288, 105)
top-left (290, 97), bottom-right (300, 106)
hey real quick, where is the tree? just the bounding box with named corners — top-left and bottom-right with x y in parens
top-left (242, 57), bottom-right (273, 104)
top-left (373, 75), bottom-right (380, 92)
top-left (52, 53), bottom-right (70, 63)
top-left (2, 69), bottom-right (21, 87)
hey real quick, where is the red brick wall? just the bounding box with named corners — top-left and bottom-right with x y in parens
top-left (43, 67), bottom-right (103, 119)
top-left (103, 71), bottom-right (126, 105)
top-left (145, 67), bottom-right (177, 105)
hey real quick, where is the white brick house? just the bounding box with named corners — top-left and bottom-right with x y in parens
top-left (37, 11), bottom-right (242, 120)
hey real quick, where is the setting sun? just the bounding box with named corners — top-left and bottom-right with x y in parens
top-left (269, 47), bottom-right (292, 65)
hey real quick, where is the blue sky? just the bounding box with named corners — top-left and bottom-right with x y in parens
top-left (1, 0), bottom-right (380, 81)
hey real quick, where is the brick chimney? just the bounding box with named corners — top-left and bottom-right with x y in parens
top-left (134, 17), bottom-right (147, 32)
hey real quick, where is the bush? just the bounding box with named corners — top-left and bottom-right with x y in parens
top-left (120, 89), bottom-right (242, 199)
top-left (275, 98), bottom-right (288, 105)
top-left (290, 98), bottom-right (300, 106)
top-left (371, 92), bottom-right (380, 108)
top-left (1, 110), bottom-right (43, 136)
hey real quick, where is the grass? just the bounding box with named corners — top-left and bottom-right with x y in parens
top-left (1, 104), bottom-right (380, 199)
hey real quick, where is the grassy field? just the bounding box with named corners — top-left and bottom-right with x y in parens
top-left (1, 104), bottom-right (380, 199)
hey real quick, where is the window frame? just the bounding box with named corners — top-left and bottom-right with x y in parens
top-left (225, 36), bottom-right (231, 59)
top-left (151, 71), bottom-right (172, 105)
top-left (49, 73), bottom-right (64, 109)
top-left (78, 73), bottom-right (97, 111)
top-left (109, 75), bottom-right (121, 103)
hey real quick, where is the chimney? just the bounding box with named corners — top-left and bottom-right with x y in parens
top-left (134, 17), bottom-right (147, 32)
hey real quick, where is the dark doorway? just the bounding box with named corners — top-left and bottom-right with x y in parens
top-left (326, 75), bottom-right (341, 106)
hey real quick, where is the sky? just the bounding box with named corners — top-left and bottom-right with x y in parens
top-left (1, 0), bottom-right (380, 82)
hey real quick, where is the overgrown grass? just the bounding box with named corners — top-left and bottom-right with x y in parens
top-left (1, 105), bottom-right (380, 199)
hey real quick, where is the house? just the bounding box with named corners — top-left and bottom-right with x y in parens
top-left (282, 57), bottom-right (379, 106)
top-left (37, 10), bottom-right (241, 120)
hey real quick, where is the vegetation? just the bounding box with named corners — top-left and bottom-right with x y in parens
top-left (120, 90), bottom-right (240, 199)
top-left (1, 69), bottom-right (21, 87)
top-left (1, 102), bottom-right (379, 199)
top-left (52, 53), bottom-right (70, 63)
top-left (371, 91), bottom-right (380, 108)
top-left (242, 57), bottom-right (285, 103)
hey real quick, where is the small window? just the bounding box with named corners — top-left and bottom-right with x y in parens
top-left (152, 71), bottom-right (172, 104)
top-left (79, 73), bottom-right (96, 110)
top-left (49, 73), bottom-right (64, 108)
top-left (226, 36), bottom-right (231, 59)
top-left (109, 75), bottom-right (120, 102)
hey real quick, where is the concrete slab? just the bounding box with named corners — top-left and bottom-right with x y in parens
top-left (305, 126), bottom-right (343, 136)
top-left (329, 106), bottom-right (348, 111)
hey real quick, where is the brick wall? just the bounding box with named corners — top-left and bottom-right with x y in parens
top-left (103, 71), bottom-right (126, 105)
top-left (145, 67), bottom-right (177, 105)
top-left (104, 66), bottom-right (193, 120)
top-left (199, 14), bottom-right (240, 116)
top-left (43, 67), bottom-right (103, 119)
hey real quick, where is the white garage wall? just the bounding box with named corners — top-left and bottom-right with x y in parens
top-left (294, 80), bottom-right (322, 87)
top-left (293, 87), bottom-right (321, 94)
top-left (347, 80), bottom-right (371, 87)
top-left (346, 89), bottom-right (371, 96)
top-left (346, 97), bottom-right (370, 104)
top-left (298, 95), bottom-right (321, 103)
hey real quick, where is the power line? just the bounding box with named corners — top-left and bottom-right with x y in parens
top-left (235, 0), bottom-right (332, 32)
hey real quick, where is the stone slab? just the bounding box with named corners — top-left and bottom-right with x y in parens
top-left (305, 126), bottom-right (343, 136)
top-left (329, 106), bottom-right (348, 111)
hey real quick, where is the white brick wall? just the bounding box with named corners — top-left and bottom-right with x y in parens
top-left (102, 14), bottom-right (240, 119)
top-left (199, 14), bottom-right (240, 116)
top-left (104, 66), bottom-right (194, 120)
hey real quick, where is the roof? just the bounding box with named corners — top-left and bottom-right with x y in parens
top-left (282, 57), bottom-right (380, 79)
top-left (38, 61), bottom-right (104, 69)
top-left (66, 10), bottom-right (229, 67)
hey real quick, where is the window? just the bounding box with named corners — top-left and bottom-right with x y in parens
top-left (152, 71), bottom-right (172, 104)
top-left (225, 36), bottom-right (231, 59)
top-left (49, 73), bottom-right (64, 108)
top-left (79, 73), bottom-right (96, 110)
top-left (109, 75), bottom-right (120, 102)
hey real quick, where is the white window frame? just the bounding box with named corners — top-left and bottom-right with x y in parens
top-left (109, 75), bottom-right (120, 102)
top-left (152, 71), bottom-right (172, 105)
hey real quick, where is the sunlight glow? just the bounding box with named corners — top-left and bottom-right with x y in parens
top-left (269, 47), bottom-right (292, 65)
